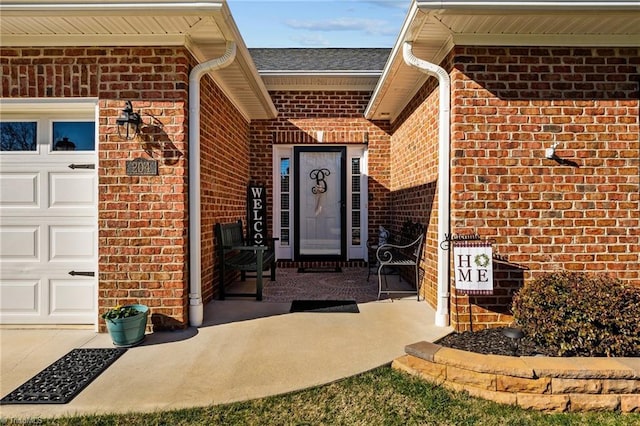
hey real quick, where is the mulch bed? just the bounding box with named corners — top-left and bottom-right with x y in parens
top-left (436, 327), bottom-right (556, 357)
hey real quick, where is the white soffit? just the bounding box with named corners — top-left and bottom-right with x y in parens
top-left (0, 1), bottom-right (224, 46)
top-left (366, 1), bottom-right (640, 122)
top-left (260, 73), bottom-right (382, 92)
top-left (0, 1), bottom-right (277, 120)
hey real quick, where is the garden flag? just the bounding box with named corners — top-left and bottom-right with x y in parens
top-left (453, 241), bottom-right (494, 295)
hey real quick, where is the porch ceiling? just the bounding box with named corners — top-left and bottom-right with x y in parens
top-left (0, 0), bottom-right (277, 120)
top-left (260, 75), bottom-right (382, 92)
top-left (366, 2), bottom-right (640, 122)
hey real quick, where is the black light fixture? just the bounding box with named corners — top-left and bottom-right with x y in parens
top-left (116, 100), bottom-right (141, 140)
top-left (502, 327), bottom-right (524, 356)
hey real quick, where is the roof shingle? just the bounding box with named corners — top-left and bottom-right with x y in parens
top-left (249, 48), bottom-right (391, 72)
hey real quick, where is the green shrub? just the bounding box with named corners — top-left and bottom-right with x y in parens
top-left (512, 271), bottom-right (640, 357)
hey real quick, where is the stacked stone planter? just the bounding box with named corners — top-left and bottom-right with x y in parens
top-left (393, 341), bottom-right (640, 413)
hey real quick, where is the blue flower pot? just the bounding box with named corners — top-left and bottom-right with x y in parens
top-left (105, 304), bottom-right (149, 347)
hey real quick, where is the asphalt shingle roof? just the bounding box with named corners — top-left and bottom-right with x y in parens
top-left (249, 48), bottom-right (391, 72)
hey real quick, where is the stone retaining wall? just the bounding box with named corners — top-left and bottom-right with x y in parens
top-left (392, 341), bottom-right (640, 413)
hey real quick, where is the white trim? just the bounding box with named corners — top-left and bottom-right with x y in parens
top-left (0, 98), bottom-right (99, 113)
top-left (402, 42), bottom-right (451, 328)
top-left (452, 33), bottom-right (640, 46)
top-left (259, 71), bottom-right (383, 77)
top-left (272, 145), bottom-right (294, 261)
top-left (346, 145), bottom-right (368, 261)
top-left (1, 35), bottom-right (188, 47)
top-left (188, 42), bottom-right (236, 328)
top-left (364, 1), bottom-right (423, 120)
top-left (271, 144), bottom-right (369, 262)
top-left (416, 0), bottom-right (640, 10)
top-left (0, 1), bottom-right (224, 15)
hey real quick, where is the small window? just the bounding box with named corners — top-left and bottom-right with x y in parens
top-left (351, 157), bottom-right (362, 246)
top-left (52, 121), bottom-right (95, 151)
top-left (280, 157), bottom-right (290, 246)
top-left (0, 121), bottom-right (37, 152)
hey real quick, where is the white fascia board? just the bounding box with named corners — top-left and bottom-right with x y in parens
top-left (0, 1), bottom-right (224, 15)
top-left (416, 1), bottom-right (640, 11)
top-left (259, 70), bottom-right (383, 77)
top-left (453, 33), bottom-right (640, 46)
top-left (365, 2), bottom-right (423, 119)
top-left (2, 34), bottom-right (187, 47)
top-left (216, 2), bottom-right (278, 119)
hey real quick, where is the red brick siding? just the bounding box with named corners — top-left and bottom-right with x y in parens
top-left (392, 46), bottom-right (639, 331)
top-left (390, 62), bottom-right (448, 307)
top-left (1, 46), bottom-right (247, 330)
top-left (199, 72), bottom-right (251, 302)
top-left (250, 91), bottom-right (391, 250)
top-left (100, 97), bottom-right (189, 332)
top-left (450, 46), bottom-right (640, 330)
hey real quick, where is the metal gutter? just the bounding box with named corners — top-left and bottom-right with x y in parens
top-left (402, 41), bottom-right (451, 328)
top-left (188, 41), bottom-right (237, 327)
top-left (0, 1), bottom-right (224, 13)
top-left (258, 70), bottom-right (383, 77)
top-left (416, 0), bottom-right (640, 10)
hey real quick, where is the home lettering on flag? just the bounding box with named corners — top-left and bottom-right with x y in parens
top-left (453, 241), bottom-right (494, 295)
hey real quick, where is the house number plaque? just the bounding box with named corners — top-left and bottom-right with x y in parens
top-left (126, 158), bottom-right (158, 176)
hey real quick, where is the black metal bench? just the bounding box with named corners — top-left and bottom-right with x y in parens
top-left (215, 220), bottom-right (276, 301)
top-left (375, 220), bottom-right (425, 300)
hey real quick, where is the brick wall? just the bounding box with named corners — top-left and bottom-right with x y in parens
top-left (6, 45), bottom-right (637, 332)
top-left (450, 46), bottom-right (640, 330)
top-left (390, 69), bottom-right (446, 307)
top-left (199, 73), bottom-right (251, 302)
top-left (1, 46), bottom-right (248, 330)
top-left (100, 96), bottom-right (189, 332)
top-left (392, 46), bottom-right (639, 331)
top-left (249, 91), bottom-right (391, 252)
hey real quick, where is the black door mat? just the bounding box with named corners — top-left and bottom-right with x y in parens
top-left (1, 348), bottom-right (127, 405)
top-left (290, 300), bottom-right (359, 313)
top-left (297, 267), bottom-right (342, 273)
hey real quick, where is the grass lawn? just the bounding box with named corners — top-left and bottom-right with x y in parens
top-left (34, 366), bottom-right (639, 425)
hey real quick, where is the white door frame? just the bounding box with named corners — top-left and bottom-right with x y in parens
top-left (272, 144), bottom-right (368, 262)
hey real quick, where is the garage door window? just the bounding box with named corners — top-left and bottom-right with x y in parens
top-left (52, 121), bottom-right (95, 152)
top-left (0, 121), bottom-right (37, 152)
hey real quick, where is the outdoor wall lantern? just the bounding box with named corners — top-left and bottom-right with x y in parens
top-left (116, 101), bottom-right (141, 140)
top-left (545, 142), bottom-right (561, 160)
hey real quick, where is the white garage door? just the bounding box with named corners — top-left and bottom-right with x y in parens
top-left (0, 100), bottom-right (98, 325)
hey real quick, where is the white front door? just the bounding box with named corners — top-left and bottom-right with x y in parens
top-left (273, 145), bottom-right (368, 262)
top-left (0, 100), bottom-right (98, 325)
top-left (294, 146), bottom-right (346, 261)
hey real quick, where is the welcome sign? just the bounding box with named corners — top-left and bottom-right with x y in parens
top-left (453, 241), bottom-right (494, 295)
top-left (247, 184), bottom-right (266, 246)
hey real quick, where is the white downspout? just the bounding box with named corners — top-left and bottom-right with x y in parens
top-left (402, 42), bottom-right (450, 327)
top-left (188, 42), bottom-right (236, 327)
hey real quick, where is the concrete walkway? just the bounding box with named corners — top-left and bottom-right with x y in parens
top-left (1, 297), bottom-right (451, 420)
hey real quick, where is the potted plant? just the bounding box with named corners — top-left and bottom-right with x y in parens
top-left (102, 304), bottom-right (149, 347)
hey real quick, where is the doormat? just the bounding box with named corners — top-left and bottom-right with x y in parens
top-left (290, 300), bottom-right (359, 313)
top-left (1, 348), bottom-right (127, 405)
top-left (297, 267), bottom-right (342, 273)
